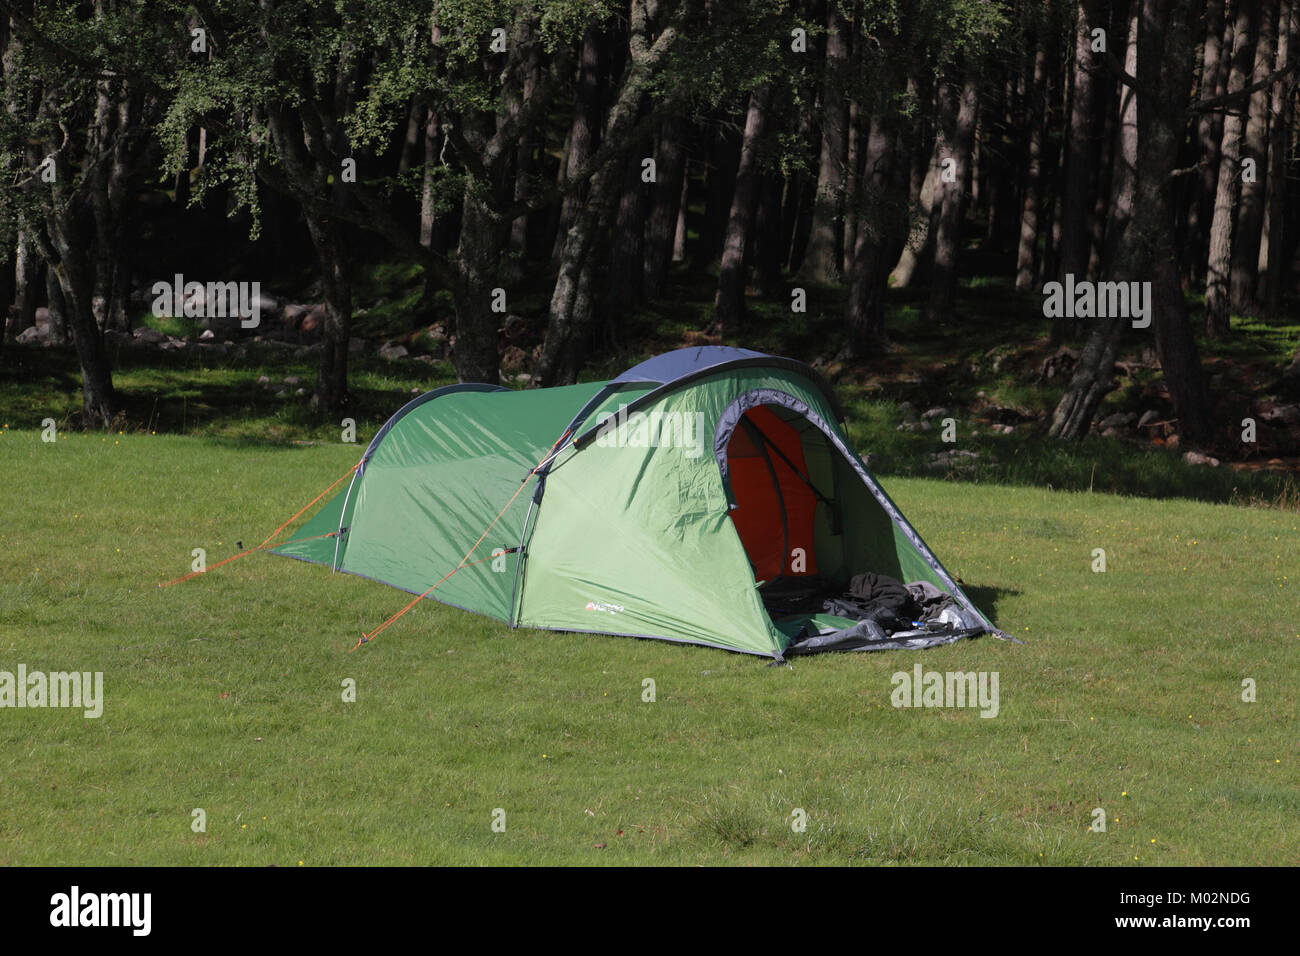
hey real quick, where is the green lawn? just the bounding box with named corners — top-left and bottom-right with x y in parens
top-left (3, 428), bottom-right (1295, 865)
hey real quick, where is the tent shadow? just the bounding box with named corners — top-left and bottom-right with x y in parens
top-left (959, 583), bottom-right (1019, 628)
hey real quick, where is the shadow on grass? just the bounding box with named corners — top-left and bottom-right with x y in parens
top-left (962, 584), bottom-right (1019, 629)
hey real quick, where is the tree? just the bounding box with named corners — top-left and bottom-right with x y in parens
top-left (713, 84), bottom-right (772, 333)
top-left (0, 0), bottom-right (160, 425)
top-left (926, 74), bottom-right (978, 323)
top-left (1229, 0), bottom-right (1277, 313)
top-left (1205, 0), bottom-right (1262, 337)
top-left (1052, 0), bottom-right (1210, 442)
top-left (801, 0), bottom-right (850, 283)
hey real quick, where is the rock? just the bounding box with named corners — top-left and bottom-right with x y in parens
top-left (1182, 450), bottom-right (1220, 467)
top-left (257, 375), bottom-right (271, 385)
top-left (1041, 346), bottom-right (1078, 380)
top-left (15, 326), bottom-right (43, 345)
top-left (199, 328), bottom-right (216, 341)
top-left (1166, 433), bottom-right (1180, 449)
top-left (295, 388), bottom-right (307, 396)
top-left (898, 401), bottom-right (920, 421)
top-left (1101, 427), bottom-right (1120, 438)
top-left (1137, 409), bottom-right (1160, 429)
top-left (501, 345), bottom-right (527, 371)
top-left (927, 449), bottom-right (981, 470)
top-left (134, 327), bottom-right (166, 344)
top-left (515, 373), bottom-right (533, 384)
top-left (922, 406), bottom-right (950, 420)
top-left (1260, 403), bottom-right (1300, 426)
top-left (283, 375), bottom-right (302, 386)
top-left (896, 421), bottom-right (932, 432)
top-left (378, 342), bottom-right (409, 361)
top-left (1097, 411), bottom-right (1138, 431)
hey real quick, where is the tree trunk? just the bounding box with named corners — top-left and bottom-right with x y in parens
top-left (643, 117), bottom-right (687, 299)
top-left (538, 0), bottom-right (681, 385)
top-left (45, 156), bottom-right (118, 426)
top-left (305, 217), bottom-right (352, 413)
top-left (1102, 7), bottom-right (1139, 275)
top-left (842, 113), bottom-right (910, 358)
top-left (1205, 0), bottom-right (1261, 336)
top-left (927, 75), bottom-right (978, 323)
top-left (10, 226), bottom-right (41, 339)
top-left (1230, 0), bottom-right (1277, 313)
top-left (1059, 2), bottom-right (1099, 283)
top-left (694, 118), bottom-right (740, 269)
top-left (605, 135), bottom-right (652, 318)
top-left (504, 35), bottom-right (543, 281)
top-left (1261, 0), bottom-right (1295, 312)
top-left (891, 85), bottom-right (939, 288)
top-left (453, 191), bottom-right (505, 385)
top-left (551, 24), bottom-right (605, 264)
top-left (714, 85), bottom-right (772, 334)
top-left (752, 171), bottom-right (786, 295)
top-left (672, 160), bottom-right (689, 262)
top-left (841, 99), bottom-right (861, 277)
top-left (801, 0), bottom-right (850, 282)
top-left (1186, 0), bottom-right (1229, 283)
top-left (1141, 0), bottom-right (1210, 441)
top-left (0, 245), bottom-right (11, 350)
top-left (419, 108), bottom-right (441, 250)
top-left (1015, 34), bottom-right (1048, 291)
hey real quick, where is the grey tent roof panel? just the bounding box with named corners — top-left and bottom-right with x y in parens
top-left (612, 346), bottom-right (769, 385)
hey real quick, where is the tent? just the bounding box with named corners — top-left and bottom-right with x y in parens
top-left (272, 346), bottom-right (1004, 658)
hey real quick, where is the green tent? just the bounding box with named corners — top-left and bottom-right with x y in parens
top-left (273, 347), bottom-right (1002, 658)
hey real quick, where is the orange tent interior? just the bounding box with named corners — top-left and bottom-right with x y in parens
top-left (724, 405), bottom-right (819, 583)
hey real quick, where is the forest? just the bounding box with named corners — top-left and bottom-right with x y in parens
top-left (1, 0), bottom-right (1298, 468)
top-left (4, 0), bottom-right (1300, 874)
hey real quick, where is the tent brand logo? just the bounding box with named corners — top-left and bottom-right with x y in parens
top-left (1041, 274), bottom-right (1152, 328)
top-left (585, 600), bottom-right (624, 614)
top-left (150, 273), bottom-right (261, 328)
top-left (594, 406), bottom-right (706, 458)
top-left (49, 886), bottom-right (151, 936)
top-left (890, 664), bottom-right (999, 718)
top-left (0, 665), bottom-right (103, 718)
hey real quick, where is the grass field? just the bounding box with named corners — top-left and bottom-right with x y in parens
top-left (3, 428), bottom-right (1295, 865)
